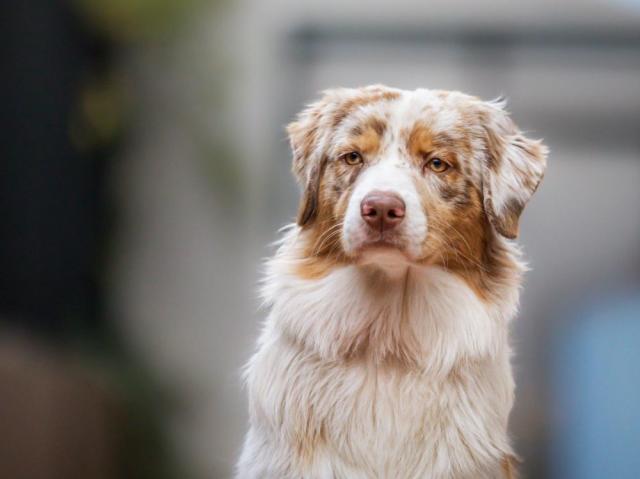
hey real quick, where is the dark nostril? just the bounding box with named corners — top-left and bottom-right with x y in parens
top-left (387, 208), bottom-right (404, 219)
top-left (361, 204), bottom-right (377, 217)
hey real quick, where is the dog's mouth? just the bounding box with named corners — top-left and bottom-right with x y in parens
top-left (360, 238), bottom-right (401, 250)
top-left (341, 204), bottom-right (423, 265)
top-left (351, 234), bottom-right (414, 264)
top-left (358, 227), bottom-right (407, 249)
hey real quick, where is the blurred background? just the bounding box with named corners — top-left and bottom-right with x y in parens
top-left (1, 0), bottom-right (639, 478)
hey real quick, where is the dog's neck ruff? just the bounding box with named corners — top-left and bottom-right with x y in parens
top-left (261, 226), bottom-right (522, 375)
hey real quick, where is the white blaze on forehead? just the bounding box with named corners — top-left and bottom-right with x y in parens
top-left (391, 89), bottom-right (461, 132)
top-left (330, 101), bottom-right (393, 154)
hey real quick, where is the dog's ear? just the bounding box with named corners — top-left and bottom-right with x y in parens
top-left (287, 92), bottom-right (336, 227)
top-left (479, 99), bottom-right (548, 239)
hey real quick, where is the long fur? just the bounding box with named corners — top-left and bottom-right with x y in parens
top-left (236, 85), bottom-right (546, 479)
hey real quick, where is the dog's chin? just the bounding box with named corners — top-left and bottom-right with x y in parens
top-left (349, 239), bottom-right (415, 277)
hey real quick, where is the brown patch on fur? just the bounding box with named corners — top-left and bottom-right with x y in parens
top-left (289, 88), bottom-right (398, 230)
top-left (405, 123), bottom-right (471, 172)
top-left (407, 123), bottom-right (434, 159)
top-left (352, 129), bottom-right (380, 156)
top-left (463, 226), bottom-right (522, 302)
top-left (331, 90), bottom-right (400, 128)
top-left (501, 454), bottom-right (520, 479)
top-left (417, 176), bottom-right (520, 303)
top-left (438, 183), bottom-right (460, 201)
top-left (480, 109), bottom-right (510, 173)
top-left (294, 253), bottom-right (346, 280)
top-left (288, 109), bottom-right (323, 180)
top-left (294, 111), bottom-right (391, 279)
top-left (484, 197), bottom-right (524, 240)
top-left (367, 116), bottom-right (387, 137)
top-left (349, 124), bottom-right (363, 137)
top-left (296, 156), bottom-right (328, 226)
top-left (294, 173), bottom-right (353, 279)
top-left (437, 224), bottom-right (521, 303)
top-left (479, 105), bottom-right (547, 239)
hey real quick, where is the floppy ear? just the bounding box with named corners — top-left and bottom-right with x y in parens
top-left (287, 90), bottom-right (340, 227)
top-left (480, 100), bottom-right (548, 239)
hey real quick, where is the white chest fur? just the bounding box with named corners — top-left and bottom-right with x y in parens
top-left (238, 246), bottom-right (518, 479)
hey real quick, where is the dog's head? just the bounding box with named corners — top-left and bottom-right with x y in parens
top-left (288, 85), bottom-right (547, 275)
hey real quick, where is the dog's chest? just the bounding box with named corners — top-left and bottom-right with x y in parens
top-left (249, 337), bottom-right (512, 478)
top-left (248, 264), bottom-right (516, 477)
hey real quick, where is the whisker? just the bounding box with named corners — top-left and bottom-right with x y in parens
top-left (312, 222), bottom-right (344, 256)
top-left (427, 222), bottom-right (488, 273)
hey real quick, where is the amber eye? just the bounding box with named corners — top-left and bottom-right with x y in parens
top-left (341, 151), bottom-right (363, 166)
top-left (425, 157), bottom-right (450, 173)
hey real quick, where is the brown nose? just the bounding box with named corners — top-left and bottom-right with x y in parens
top-left (360, 191), bottom-right (406, 232)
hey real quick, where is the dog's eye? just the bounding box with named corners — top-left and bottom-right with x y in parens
top-left (425, 157), bottom-right (450, 173)
top-left (341, 151), bottom-right (363, 166)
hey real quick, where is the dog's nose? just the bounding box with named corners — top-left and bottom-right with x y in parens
top-left (360, 191), bottom-right (406, 232)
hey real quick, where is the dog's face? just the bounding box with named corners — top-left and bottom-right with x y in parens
top-left (288, 86), bottom-right (547, 273)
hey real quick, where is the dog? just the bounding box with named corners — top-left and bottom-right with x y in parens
top-left (237, 85), bottom-right (547, 479)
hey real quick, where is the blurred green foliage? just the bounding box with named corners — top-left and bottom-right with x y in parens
top-left (72, 0), bottom-right (219, 42)
top-left (70, 72), bottom-right (129, 152)
top-left (63, 2), bottom-right (235, 478)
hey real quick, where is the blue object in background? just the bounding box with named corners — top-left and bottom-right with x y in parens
top-left (551, 290), bottom-right (640, 479)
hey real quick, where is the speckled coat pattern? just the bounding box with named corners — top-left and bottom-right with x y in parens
top-left (237, 85), bottom-right (547, 479)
